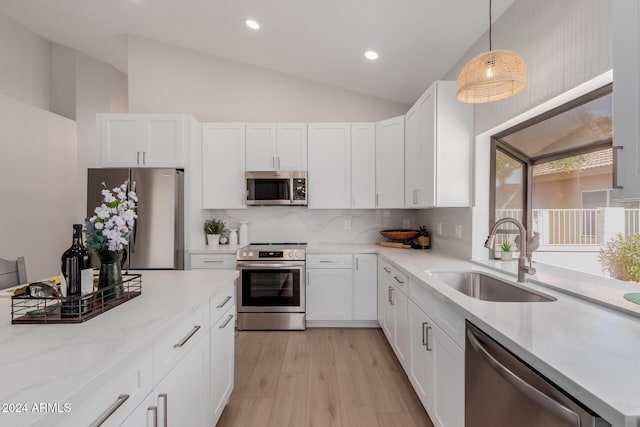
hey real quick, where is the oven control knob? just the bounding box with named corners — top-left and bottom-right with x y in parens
top-left (241, 251), bottom-right (247, 257)
top-left (248, 252), bottom-right (254, 257)
top-left (293, 251), bottom-right (300, 258)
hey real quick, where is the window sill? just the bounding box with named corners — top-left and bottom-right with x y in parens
top-left (473, 258), bottom-right (640, 319)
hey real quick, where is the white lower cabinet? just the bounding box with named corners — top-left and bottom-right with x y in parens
top-left (155, 333), bottom-right (210, 427)
top-left (121, 392), bottom-right (158, 427)
top-left (353, 254), bottom-right (378, 320)
top-left (379, 256), bottom-right (464, 427)
top-left (211, 306), bottom-right (235, 424)
top-left (307, 268), bottom-right (353, 320)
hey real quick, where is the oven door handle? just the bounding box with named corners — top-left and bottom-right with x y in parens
top-left (237, 262), bottom-right (305, 269)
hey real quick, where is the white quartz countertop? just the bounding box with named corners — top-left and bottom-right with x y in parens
top-left (374, 247), bottom-right (640, 427)
top-left (0, 269), bottom-right (238, 426)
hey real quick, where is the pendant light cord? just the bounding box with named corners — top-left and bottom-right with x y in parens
top-left (489, 0), bottom-right (492, 51)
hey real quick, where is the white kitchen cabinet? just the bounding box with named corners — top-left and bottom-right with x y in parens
top-left (378, 259), bottom-right (409, 368)
top-left (306, 268), bottom-right (353, 320)
top-left (353, 253), bottom-right (377, 320)
top-left (404, 81), bottom-right (473, 208)
top-left (375, 116), bottom-right (405, 208)
top-left (308, 123), bottom-right (351, 208)
top-left (190, 253), bottom-right (237, 269)
top-left (409, 300), bottom-right (435, 415)
top-left (350, 123), bottom-right (376, 208)
top-left (210, 305), bottom-right (235, 424)
top-left (155, 332), bottom-right (210, 427)
top-left (432, 322), bottom-right (465, 427)
top-left (202, 123), bottom-right (246, 209)
top-left (120, 393), bottom-right (157, 427)
top-left (97, 114), bottom-right (191, 168)
top-left (613, 0), bottom-right (640, 200)
top-left (245, 123), bottom-right (307, 171)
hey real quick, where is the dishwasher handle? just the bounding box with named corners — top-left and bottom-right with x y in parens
top-left (466, 328), bottom-right (581, 427)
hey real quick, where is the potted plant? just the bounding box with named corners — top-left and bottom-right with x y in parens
top-left (418, 226), bottom-right (430, 248)
top-left (204, 219), bottom-right (225, 246)
top-left (598, 233), bottom-right (640, 282)
top-left (501, 242), bottom-right (513, 261)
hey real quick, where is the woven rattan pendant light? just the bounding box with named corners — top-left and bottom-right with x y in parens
top-left (456, 0), bottom-right (527, 104)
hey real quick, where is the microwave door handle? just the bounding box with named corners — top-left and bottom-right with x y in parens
top-left (466, 329), bottom-right (581, 427)
top-left (290, 177), bottom-right (294, 204)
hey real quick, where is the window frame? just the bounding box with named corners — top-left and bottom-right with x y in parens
top-left (489, 84), bottom-right (613, 259)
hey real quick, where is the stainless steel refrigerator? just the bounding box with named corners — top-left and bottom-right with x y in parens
top-left (87, 168), bottom-right (184, 270)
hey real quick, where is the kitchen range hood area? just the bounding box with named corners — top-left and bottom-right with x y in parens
top-left (2, 1), bottom-right (640, 426)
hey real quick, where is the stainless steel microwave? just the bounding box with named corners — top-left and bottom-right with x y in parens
top-left (245, 171), bottom-right (307, 206)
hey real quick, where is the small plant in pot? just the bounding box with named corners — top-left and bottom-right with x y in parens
top-left (500, 242), bottom-right (513, 261)
top-left (204, 219), bottom-right (225, 246)
top-left (418, 226), bottom-right (431, 248)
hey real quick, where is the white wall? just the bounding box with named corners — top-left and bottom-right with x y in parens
top-left (127, 35), bottom-right (408, 122)
top-left (51, 44), bottom-right (77, 120)
top-left (0, 94), bottom-right (78, 281)
top-left (419, 0), bottom-right (613, 259)
top-left (0, 12), bottom-right (52, 111)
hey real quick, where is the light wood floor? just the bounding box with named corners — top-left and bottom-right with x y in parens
top-left (217, 328), bottom-right (435, 427)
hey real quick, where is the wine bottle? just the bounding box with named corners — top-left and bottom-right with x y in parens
top-left (60, 224), bottom-right (93, 317)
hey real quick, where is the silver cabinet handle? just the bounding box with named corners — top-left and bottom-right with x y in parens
top-left (217, 295), bottom-right (232, 308)
top-left (136, 151), bottom-right (141, 165)
top-left (425, 324), bottom-right (432, 351)
top-left (376, 193), bottom-right (379, 207)
top-left (307, 271), bottom-right (310, 286)
top-left (319, 260), bottom-right (337, 263)
top-left (142, 151), bottom-right (146, 164)
top-left (277, 156), bottom-right (281, 169)
top-left (389, 287), bottom-right (394, 305)
top-left (204, 260), bottom-right (225, 263)
top-left (413, 189), bottom-right (417, 205)
top-left (466, 329), bottom-right (580, 426)
top-left (173, 325), bottom-right (201, 348)
top-left (387, 286), bottom-right (392, 303)
top-left (383, 267), bottom-right (391, 273)
top-left (219, 314), bottom-right (234, 329)
top-left (613, 146), bottom-right (623, 189)
top-left (355, 256), bottom-right (359, 270)
top-left (272, 156), bottom-right (275, 169)
top-left (91, 394), bottom-right (130, 426)
top-left (393, 276), bottom-right (405, 284)
top-left (148, 406), bottom-right (158, 427)
top-left (158, 393), bottom-right (168, 427)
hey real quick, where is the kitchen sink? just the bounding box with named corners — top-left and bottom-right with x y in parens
top-left (428, 271), bottom-right (556, 302)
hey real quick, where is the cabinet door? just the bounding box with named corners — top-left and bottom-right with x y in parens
top-left (98, 114), bottom-right (142, 167)
top-left (353, 254), bottom-right (377, 320)
top-left (418, 88), bottom-right (436, 208)
top-left (156, 335), bottom-right (209, 427)
top-left (306, 268), bottom-right (353, 320)
top-left (277, 123), bottom-right (308, 170)
top-left (408, 300), bottom-right (435, 415)
top-left (377, 263), bottom-right (386, 328)
top-left (613, 0), bottom-right (640, 200)
top-left (246, 123), bottom-right (277, 171)
top-left (394, 288), bottom-right (409, 370)
top-left (375, 116), bottom-right (405, 208)
top-left (432, 323), bottom-right (464, 427)
top-left (307, 123), bottom-right (351, 209)
top-left (404, 106), bottom-right (420, 207)
top-left (211, 306), bottom-right (235, 424)
top-left (202, 123), bottom-right (246, 209)
top-left (351, 123), bottom-right (376, 208)
top-left (383, 285), bottom-right (395, 341)
top-left (143, 115), bottom-right (185, 167)
top-left (121, 393), bottom-right (157, 427)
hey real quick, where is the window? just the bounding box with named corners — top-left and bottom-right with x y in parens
top-left (489, 84), bottom-right (638, 279)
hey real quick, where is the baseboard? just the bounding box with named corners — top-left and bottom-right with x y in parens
top-left (306, 320), bottom-right (381, 328)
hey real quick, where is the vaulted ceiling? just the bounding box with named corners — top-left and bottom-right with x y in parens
top-left (0, 0), bottom-right (514, 104)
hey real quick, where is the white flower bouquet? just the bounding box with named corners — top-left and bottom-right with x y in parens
top-left (85, 181), bottom-right (138, 252)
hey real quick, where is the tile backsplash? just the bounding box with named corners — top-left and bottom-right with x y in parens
top-left (197, 208), bottom-right (417, 245)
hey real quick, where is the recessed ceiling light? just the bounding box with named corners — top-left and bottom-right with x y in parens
top-left (364, 50), bottom-right (379, 60)
top-left (245, 19), bottom-right (260, 30)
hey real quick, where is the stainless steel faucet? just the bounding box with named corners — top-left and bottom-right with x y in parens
top-left (484, 217), bottom-right (536, 283)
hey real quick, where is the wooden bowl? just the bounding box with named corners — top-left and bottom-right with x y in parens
top-left (380, 229), bottom-right (419, 241)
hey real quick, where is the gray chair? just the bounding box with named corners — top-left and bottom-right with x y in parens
top-left (0, 257), bottom-right (27, 289)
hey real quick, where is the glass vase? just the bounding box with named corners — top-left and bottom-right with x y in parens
top-left (96, 250), bottom-right (124, 300)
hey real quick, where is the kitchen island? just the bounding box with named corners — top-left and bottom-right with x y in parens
top-left (0, 269), bottom-right (238, 427)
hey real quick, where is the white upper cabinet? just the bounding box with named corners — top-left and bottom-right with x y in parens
top-left (404, 81), bottom-right (473, 208)
top-left (613, 0), bottom-right (640, 200)
top-left (350, 123), bottom-right (376, 209)
top-left (245, 123), bottom-right (307, 171)
top-left (375, 116), bottom-right (405, 208)
top-left (98, 114), bottom-right (190, 168)
top-left (308, 123), bottom-right (351, 209)
top-left (202, 123), bottom-right (246, 209)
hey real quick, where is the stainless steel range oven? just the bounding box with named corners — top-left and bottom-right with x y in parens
top-left (236, 243), bottom-right (306, 330)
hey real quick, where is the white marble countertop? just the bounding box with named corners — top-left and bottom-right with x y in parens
top-left (375, 247), bottom-right (640, 427)
top-left (0, 269), bottom-right (238, 426)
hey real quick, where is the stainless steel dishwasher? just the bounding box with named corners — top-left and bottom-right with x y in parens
top-left (465, 322), bottom-right (611, 427)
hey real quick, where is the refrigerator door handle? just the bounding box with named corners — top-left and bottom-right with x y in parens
top-left (130, 180), bottom-right (137, 255)
top-left (466, 329), bottom-right (581, 426)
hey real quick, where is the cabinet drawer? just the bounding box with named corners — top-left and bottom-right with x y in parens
top-left (191, 254), bottom-right (236, 269)
top-left (380, 259), bottom-right (408, 294)
top-left (210, 282), bottom-right (235, 325)
top-left (153, 303), bottom-right (209, 383)
top-left (57, 350), bottom-right (153, 427)
top-left (306, 254), bottom-right (353, 269)
top-left (410, 280), bottom-right (464, 348)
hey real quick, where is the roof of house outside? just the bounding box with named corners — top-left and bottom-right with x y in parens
top-left (533, 149), bottom-right (612, 177)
